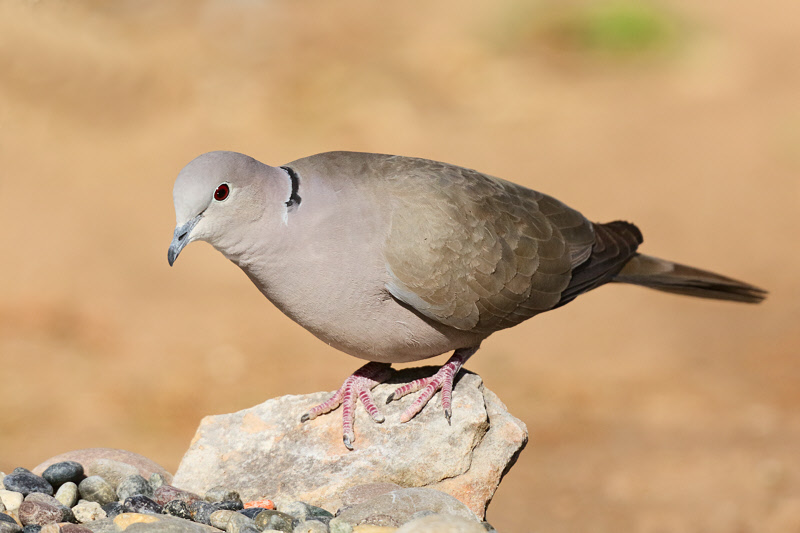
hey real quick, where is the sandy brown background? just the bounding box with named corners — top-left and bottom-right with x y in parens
top-left (1, 1), bottom-right (798, 531)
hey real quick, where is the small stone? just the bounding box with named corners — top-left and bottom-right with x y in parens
top-left (123, 495), bottom-right (162, 515)
top-left (230, 525), bottom-right (260, 533)
top-left (238, 508), bottom-right (264, 519)
top-left (209, 510), bottom-right (237, 529)
top-left (210, 509), bottom-right (256, 532)
top-left (278, 502), bottom-right (332, 523)
top-left (254, 510), bottom-right (295, 533)
top-left (292, 520), bottom-right (327, 533)
top-left (77, 478), bottom-right (115, 506)
top-left (189, 501), bottom-right (216, 525)
top-left (3, 472), bottom-right (52, 497)
top-left (84, 461), bottom-right (137, 491)
top-left (161, 500), bottom-right (192, 520)
top-left (99, 502), bottom-right (127, 519)
top-left (0, 493), bottom-right (23, 513)
top-left (204, 487), bottom-right (240, 504)
top-left (328, 517), bottom-right (354, 533)
top-left (243, 499), bottom-right (274, 510)
top-left (21, 525), bottom-right (41, 533)
top-left (147, 473), bottom-right (165, 492)
top-left (0, 501), bottom-right (4, 513)
top-left (53, 484), bottom-right (77, 511)
top-left (0, 515), bottom-right (16, 525)
top-left (41, 463), bottom-right (83, 490)
top-left (38, 526), bottom-right (58, 533)
top-left (22, 496), bottom-right (70, 524)
top-left (116, 476), bottom-right (152, 501)
top-left (395, 514), bottom-right (486, 533)
top-left (18, 501), bottom-right (61, 526)
top-left (61, 525), bottom-right (92, 533)
top-left (152, 485), bottom-right (201, 506)
top-left (0, 523), bottom-right (21, 533)
top-left (71, 501), bottom-right (106, 523)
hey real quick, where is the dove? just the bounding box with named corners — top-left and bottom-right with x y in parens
top-left (168, 150), bottom-right (766, 449)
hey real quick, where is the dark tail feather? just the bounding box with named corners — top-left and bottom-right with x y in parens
top-left (613, 254), bottom-right (767, 303)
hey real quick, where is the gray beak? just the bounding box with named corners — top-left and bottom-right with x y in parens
top-left (168, 214), bottom-right (202, 266)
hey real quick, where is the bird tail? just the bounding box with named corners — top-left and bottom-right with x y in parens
top-left (613, 254), bottom-right (767, 303)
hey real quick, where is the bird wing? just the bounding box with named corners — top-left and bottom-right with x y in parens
top-left (381, 156), bottom-right (595, 334)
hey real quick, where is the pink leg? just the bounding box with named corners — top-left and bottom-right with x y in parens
top-left (386, 346), bottom-right (479, 423)
top-left (301, 361), bottom-right (392, 450)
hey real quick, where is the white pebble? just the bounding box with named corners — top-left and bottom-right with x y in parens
top-left (72, 499), bottom-right (107, 523)
top-left (0, 490), bottom-right (23, 512)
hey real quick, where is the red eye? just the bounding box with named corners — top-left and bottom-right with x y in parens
top-left (214, 183), bottom-right (229, 201)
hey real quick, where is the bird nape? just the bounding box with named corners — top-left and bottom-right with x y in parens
top-left (168, 150), bottom-right (766, 450)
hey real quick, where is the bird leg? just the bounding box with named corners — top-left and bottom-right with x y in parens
top-left (386, 346), bottom-right (479, 424)
top-left (300, 361), bottom-right (392, 450)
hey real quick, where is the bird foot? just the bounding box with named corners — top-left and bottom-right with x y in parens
top-left (386, 346), bottom-right (478, 424)
top-left (300, 361), bottom-right (392, 450)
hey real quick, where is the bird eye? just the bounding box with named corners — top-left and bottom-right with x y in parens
top-left (214, 183), bottom-right (230, 202)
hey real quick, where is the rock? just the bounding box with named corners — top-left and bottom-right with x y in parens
top-left (41, 463), bottom-right (84, 490)
top-left (174, 369), bottom-right (526, 518)
top-left (0, 514), bottom-right (17, 525)
top-left (328, 517), bottom-right (354, 533)
top-left (209, 510), bottom-right (256, 532)
top-left (71, 501), bottom-right (106, 523)
top-left (0, 501), bottom-right (4, 513)
top-left (0, 491), bottom-right (24, 512)
top-left (77, 478), bottom-right (115, 507)
top-left (152, 486), bottom-right (200, 506)
top-left (22, 496), bottom-right (70, 523)
top-left (204, 487), bottom-right (240, 505)
top-left (351, 527), bottom-right (395, 533)
top-left (123, 495), bottom-right (162, 515)
top-left (0, 524), bottom-right (22, 533)
top-left (335, 488), bottom-right (478, 527)
top-left (242, 499), bottom-right (274, 510)
top-left (54, 484), bottom-right (78, 510)
top-left (148, 474), bottom-right (165, 492)
top-left (161, 500), bottom-right (192, 520)
top-left (38, 526), bottom-right (58, 533)
top-left (254, 510), bottom-right (295, 532)
top-left (116, 476), bottom-right (152, 501)
top-left (277, 502), bottom-right (333, 522)
top-left (82, 513), bottom-right (220, 533)
top-left (33, 450), bottom-right (173, 487)
top-left (395, 514), bottom-right (486, 533)
top-left (61, 525), bottom-right (93, 533)
top-left (3, 472), bottom-right (53, 497)
top-left (292, 520), bottom-right (327, 533)
top-left (99, 502), bottom-right (126, 519)
top-left (21, 525), bottom-right (41, 533)
top-left (84, 461), bottom-right (137, 491)
top-left (341, 484), bottom-right (401, 508)
top-left (17, 501), bottom-right (61, 526)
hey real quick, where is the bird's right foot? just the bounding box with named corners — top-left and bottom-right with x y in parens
top-left (300, 361), bottom-right (392, 450)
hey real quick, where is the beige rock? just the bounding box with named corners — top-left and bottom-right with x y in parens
top-left (396, 514), bottom-right (486, 533)
top-left (0, 491), bottom-right (23, 512)
top-left (174, 370), bottom-right (526, 518)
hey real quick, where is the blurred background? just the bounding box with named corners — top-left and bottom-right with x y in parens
top-left (1, 0), bottom-right (798, 531)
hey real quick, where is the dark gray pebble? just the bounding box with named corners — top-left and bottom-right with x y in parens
top-left (162, 499), bottom-right (192, 520)
top-left (41, 462), bottom-right (84, 489)
top-left (101, 501), bottom-right (129, 518)
top-left (116, 475), bottom-right (153, 501)
top-left (254, 510), bottom-right (296, 533)
top-left (0, 522), bottom-right (21, 533)
top-left (238, 508), bottom-right (264, 519)
top-left (124, 495), bottom-right (163, 515)
top-left (21, 526), bottom-right (41, 533)
top-left (3, 471), bottom-right (53, 497)
top-left (0, 515), bottom-right (15, 525)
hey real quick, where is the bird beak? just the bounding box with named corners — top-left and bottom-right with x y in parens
top-left (168, 214), bottom-right (202, 266)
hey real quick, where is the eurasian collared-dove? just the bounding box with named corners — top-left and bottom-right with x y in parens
top-left (168, 151), bottom-right (765, 449)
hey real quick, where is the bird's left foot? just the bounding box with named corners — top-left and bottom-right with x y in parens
top-left (300, 361), bottom-right (392, 450)
top-left (386, 346), bottom-right (478, 423)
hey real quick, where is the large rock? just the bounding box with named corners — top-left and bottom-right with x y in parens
top-left (174, 368), bottom-right (527, 518)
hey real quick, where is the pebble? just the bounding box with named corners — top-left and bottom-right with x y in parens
top-left (279, 501), bottom-right (333, 522)
top-left (41, 463), bottom-right (83, 490)
top-left (293, 520), bottom-right (328, 533)
top-left (0, 501), bottom-right (4, 513)
top-left (77, 477), bottom-right (115, 506)
top-left (254, 510), bottom-right (296, 533)
top-left (17, 501), bottom-right (61, 526)
top-left (238, 508), bottom-right (264, 519)
top-left (152, 485), bottom-right (200, 506)
top-left (21, 525), bottom-right (41, 533)
top-left (0, 515), bottom-right (16, 525)
top-left (99, 502), bottom-right (127, 519)
top-left (116, 475), bottom-right (152, 501)
top-left (53, 484), bottom-right (77, 510)
top-left (3, 471), bottom-right (53, 497)
top-left (0, 525), bottom-right (21, 533)
top-left (210, 509), bottom-right (257, 532)
top-left (243, 499), bottom-right (274, 510)
top-left (162, 500), bottom-right (192, 520)
top-left (352, 527), bottom-right (396, 533)
top-left (328, 517), bottom-right (354, 533)
top-left (123, 495), bottom-right (162, 515)
top-left (204, 487), bottom-right (240, 504)
top-left (0, 492), bottom-right (23, 513)
top-left (72, 501), bottom-right (106, 523)
top-left (38, 526), bottom-right (58, 533)
top-left (189, 501), bottom-right (242, 525)
top-left (22, 496), bottom-right (71, 523)
top-left (61, 525), bottom-right (93, 533)
top-left (147, 473), bottom-right (165, 492)
top-left (395, 514), bottom-right (486, 533)
top-left (84, 460), bottom-right (137, 490)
